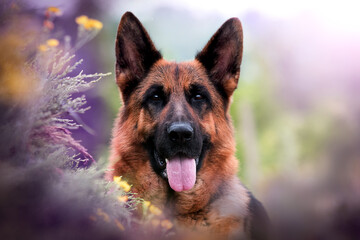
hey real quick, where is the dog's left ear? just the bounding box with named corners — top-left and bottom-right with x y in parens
top-left (115, 12), bottom-right (162, 103)
top-left (196, 18), bottom-right (243, 98)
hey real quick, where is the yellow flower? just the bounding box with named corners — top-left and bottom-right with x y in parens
top-left (143, 200), bottom-right (151, 208)
top-left (76, 15), bottom-right (89, 25)
top-left (161, 219), bottom-right (173, 230)
top-left (118, 181), bottom-right (131, 192)
top-left (38, 44), bottom-right (48, 52)
top-left (113, 176), bottom-right (131, 192)
top-left (46, 39), bottom-right (59, 47)
top-left (117, 195), bottom-right (128, 202)
top-left (76, 15), bottom-right (103, 30)
top-left (47, 7), bottom-right (62, 15)
top-left (113, 176), bottom-right (122, 183)
top-left (151, 219), bottom-right (160, 227)
top-left (91, 19), bottom-right (103, 29)
top-left (84, 19), bottom-right (103, 30)
top-left (114, 219), bottom-right (125, 231)
top-left (149, 205), bottom-right (162, 216)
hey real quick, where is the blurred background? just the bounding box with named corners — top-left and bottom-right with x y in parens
top-left (2, 0), bottom-right (360, 238)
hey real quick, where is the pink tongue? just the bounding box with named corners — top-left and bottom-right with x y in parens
top-left (166, 156), bottom-right (196, 192)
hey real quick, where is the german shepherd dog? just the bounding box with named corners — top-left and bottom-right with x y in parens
top-left (108, 12), bottom-right (269, 239)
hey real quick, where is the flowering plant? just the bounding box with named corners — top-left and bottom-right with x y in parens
top-left (0, 5), bottom-right (133, 239)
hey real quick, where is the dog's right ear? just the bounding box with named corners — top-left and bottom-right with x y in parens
top-left (196, 18), bottom-right (243, 100)
top-left (115, 12), bottom-right (162, 103)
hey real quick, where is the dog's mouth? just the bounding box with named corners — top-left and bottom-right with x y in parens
top-left (154, 150), bottom-right (200, 192)
top-left (145, 133), bottom-right (210, 192)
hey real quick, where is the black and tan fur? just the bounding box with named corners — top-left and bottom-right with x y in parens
top-left (108, 12), bottom-right (269, 239)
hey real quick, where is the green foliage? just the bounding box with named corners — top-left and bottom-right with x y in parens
top-left (230, 51), bottom-right (340, 187)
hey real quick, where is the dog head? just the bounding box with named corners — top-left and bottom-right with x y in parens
top-left (115, 12), bottom-right (243, 192)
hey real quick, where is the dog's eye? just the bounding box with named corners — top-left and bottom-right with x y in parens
top-left (151, 94), bottom-right (161, 101)
top-left (192, 94), bottom-right (204, 101)
top-left (143, 85), bottom-right (167, 108)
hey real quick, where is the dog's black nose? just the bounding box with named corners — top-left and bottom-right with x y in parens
top-left (168, 122), bottom-right (194, 144)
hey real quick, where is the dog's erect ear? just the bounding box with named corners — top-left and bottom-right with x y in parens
top-left (196, 18), bottom-right (243, 98)
top-left (115, 12), bottom-right (162, 102)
